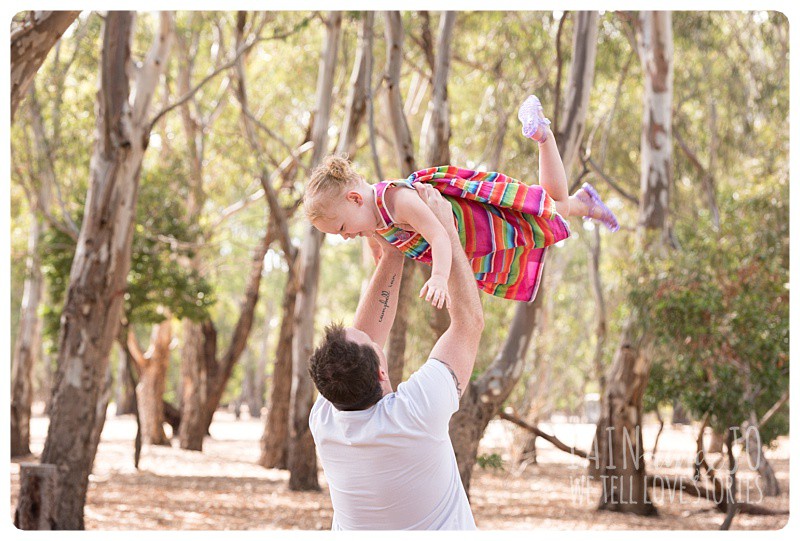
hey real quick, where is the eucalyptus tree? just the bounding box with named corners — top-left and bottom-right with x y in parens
top-left (10, 13), bottom-right (93, 458)
top-left (417, 11), bottom-right (456, 340)
top-left (640, 11), bottom-right (789, 501)
top-left (11, 89), bottom-right (53, 457)
top-left (381, 11), bottom-right (418, 388)
top-left (512, 9), bottom-right (604, 466)
top-left (288, 10), bottom-right (343, 492)
top-left (227, 10), bottom-right (312, 469)
top-left (148, 12), bottom-right (278, 451)
top-left (30, 12), bottom-right (174, 528)
top-left (448, 11), bottom-right (601, 495)
top-left (590, 10), bottom-right (674, 516)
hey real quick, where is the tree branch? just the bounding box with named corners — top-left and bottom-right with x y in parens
top-left (553, 11), bottom-right (569, 132)
top-left (239, 106), bottom-right (310, 175)
top-left (133, 12), bottom-right (174, 126)
top-left (499, 410), bottom-right (589, 459)
top-left (758, 391), bottom-right (789, 427)
top-left (584, 155), bottom-right (639, 205)
top-left (149, 15), bottom-right (269, 131)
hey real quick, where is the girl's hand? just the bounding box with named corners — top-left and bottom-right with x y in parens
top-left (419, 274), bottom-right (450, 309)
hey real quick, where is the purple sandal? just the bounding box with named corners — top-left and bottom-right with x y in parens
top-left (575, 183), bottom-right (619, 232)
top-left (518, 95), bottom-right (551, 143)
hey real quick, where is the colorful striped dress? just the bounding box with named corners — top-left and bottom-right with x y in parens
top-left (374, 165), bottom-right (571, 302)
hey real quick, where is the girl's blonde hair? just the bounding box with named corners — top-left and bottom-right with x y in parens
top-left (303, 154), bottom-right (362, 221)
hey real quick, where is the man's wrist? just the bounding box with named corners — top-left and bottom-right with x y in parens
top-left (379, 249), bottom-right (404, 265)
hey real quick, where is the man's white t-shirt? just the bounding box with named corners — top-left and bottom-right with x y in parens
top-left (309, 358), bottom-right (476, 530)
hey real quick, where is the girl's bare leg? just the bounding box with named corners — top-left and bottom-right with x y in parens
top-left (519, 95), bottom-right (578, 216)
top-left (519, 95), bottom-right (618, 231)
top-left (535, 128), bottom-right (584, 218)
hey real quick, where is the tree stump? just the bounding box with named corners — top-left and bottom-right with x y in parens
top-left (14, 463), bottom-right (57, 530)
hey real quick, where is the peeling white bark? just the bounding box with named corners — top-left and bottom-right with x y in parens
top-left (35, 12), bottom-right (174, 528)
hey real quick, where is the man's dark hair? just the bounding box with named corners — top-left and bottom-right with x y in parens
top-left (308, 323), bottom-right (383, 411)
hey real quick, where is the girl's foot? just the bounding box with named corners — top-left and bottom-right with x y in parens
top-left (575, 183), bottom-right (619, 232)
top-left (518, 94), bottom-right (551, 143)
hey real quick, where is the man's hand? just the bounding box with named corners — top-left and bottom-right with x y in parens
top-left (416, 183), bottom-right (456, 234)
top-left (365, 233), bottom-right (401, 264)
top-left (366, 235), bottom-right (383, 265)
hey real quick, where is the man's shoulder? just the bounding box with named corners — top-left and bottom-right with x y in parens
top-left (398, 358), bottom-right (445, 391)
top-left (395, 358), bottom-right (459, 421)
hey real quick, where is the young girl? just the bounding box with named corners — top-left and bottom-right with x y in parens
top-left (304, 95), bottom-right (619, 308)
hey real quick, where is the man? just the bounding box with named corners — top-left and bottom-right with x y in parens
top-left (308, 183), bottom-right (484, 530)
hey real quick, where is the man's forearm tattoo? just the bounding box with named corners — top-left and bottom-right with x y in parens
top-left (377, 273), bottom-right (397, 323)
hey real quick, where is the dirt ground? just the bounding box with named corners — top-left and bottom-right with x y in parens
top-left (10, 404), bottom-right (789, 530)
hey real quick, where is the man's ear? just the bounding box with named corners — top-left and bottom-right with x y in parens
top-left (347, 190), bottom-right (363, 206)
top-left (378, 367), bottom-right (389, 382)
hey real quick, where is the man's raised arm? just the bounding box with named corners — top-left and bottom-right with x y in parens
top-left (416, 184), bottom-right (484, 398)
top-left (352, 236), bottom-right (405, 350)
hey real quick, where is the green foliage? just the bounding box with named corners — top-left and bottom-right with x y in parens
top-left (9, 11), bottom-right (789, 437)
top-left (638, 180), bottom-right (789, 442)
top-left (128, 160), bottom-right (215, 323)
top-left (39, 159), bottom-right (215, 353)
top-left (476, 452), bottom-right (504, 471)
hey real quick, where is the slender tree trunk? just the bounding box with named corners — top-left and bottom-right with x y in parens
top-left (513, 257), bottom-right (564, 467)
top-left (33, 12), bottom-right (173, 529)
top-left (485, 75), bottom-right (510, 171)
top-left (130, 320), bottom-right (172, 445)
top-left (451, 292), bottom-right (543, 494)
top-left (243, 306), bottom-right (270, 419)
top-left (12, 84), bottom-right (57, 457)
top-left (230, 12), bottom-right (306, 470)
top-left (114, 345), bottom-right (136, 415)
top-left (742, 413), bottom-right (780, 497)
top-left (383, 11), bottom-right (419, 387)
top-left (420, 12), bottom-right (456, 341)
top-left (288, 11), bottom-right (342, 492)
top-left (449, 11), bottom-right (600, 496)
top-left (637, 12), bottom-right (673, 235)
top-left (555, 11), bottom-right (599, 180)
top-left (174, 23), bottom-right (215, 450)
top-left (651, 407), bottom-right (665, 459)
top-left (421, 12), bottom-right (455, 166)
top-left (201, 231), bottom-right (271, 434)
top-left (260, 271), bottom-right (298, 469)
top-left (173, 15), bottom-right (262, 443)
top-left (288, 231), bottom-right (324, 491)
top-left (590, 10), bottom-right (673, 516)
top-left (588, 226), bottom-right (607, 394)
top-left (11, 194), bottom-right (45, 458)
top-left (336, 12), bottom-right (373, 158)
top-left (383, 12), bottom-right (416, 177)
top-left (11, 11), bottom-right (80, 120)
top-left (179, 320), bottom-right (211, 450)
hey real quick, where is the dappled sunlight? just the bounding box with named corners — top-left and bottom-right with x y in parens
top-left (11, 410), bottom-right (789, 530)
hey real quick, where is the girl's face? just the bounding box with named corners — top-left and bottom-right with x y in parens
top-left (313, 188), bottom-right (380, 240)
